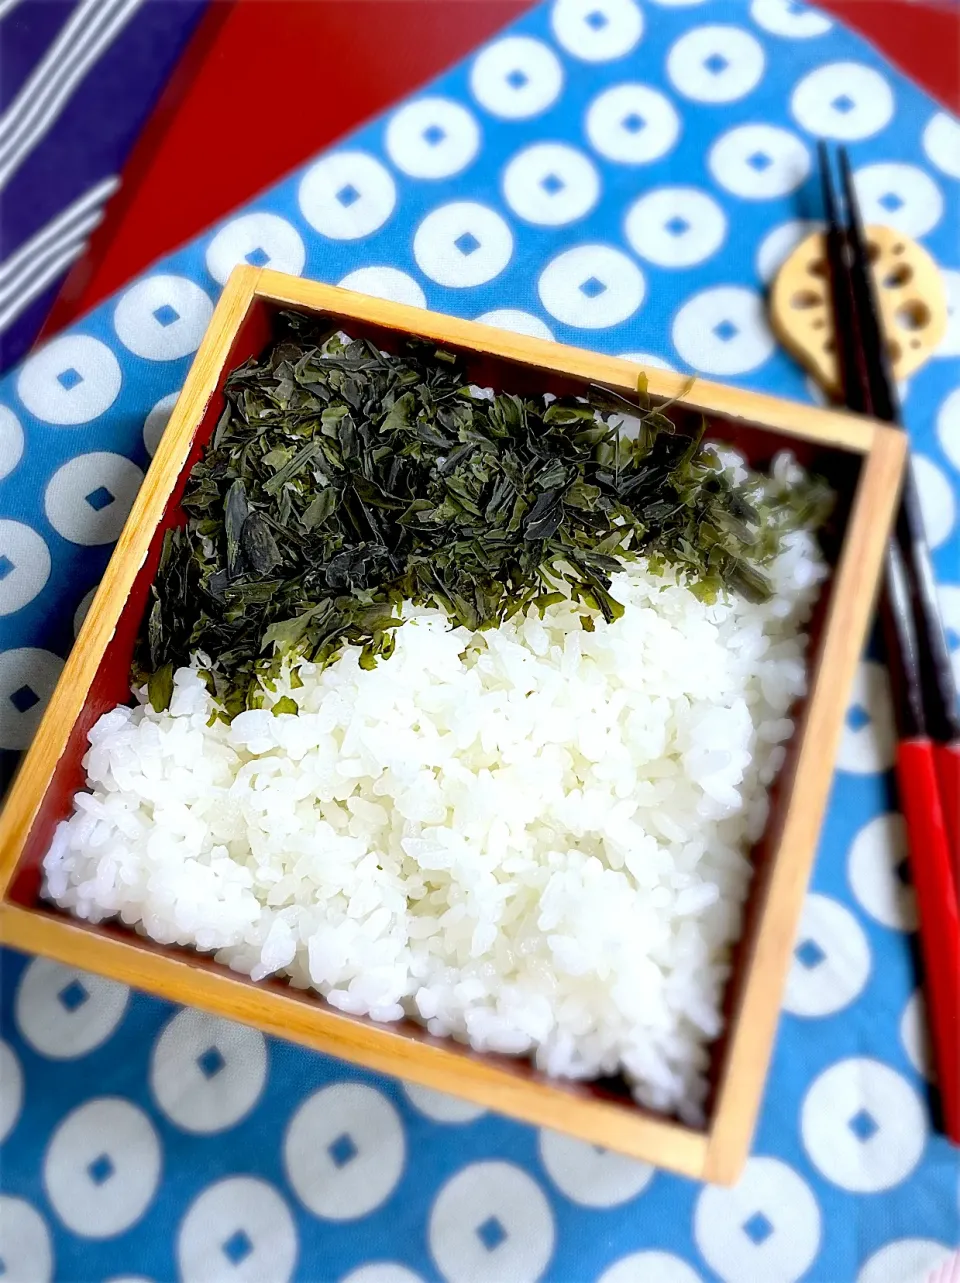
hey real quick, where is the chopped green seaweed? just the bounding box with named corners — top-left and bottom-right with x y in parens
top-left (138, 312), bottom-right (831, 714)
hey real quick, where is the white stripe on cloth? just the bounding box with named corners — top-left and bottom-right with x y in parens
top-left (0, 0), bottom-right (144, 190)
top-left (0, 240), bottom-right (90, 334)
top-left (0, 0), bottom-right (26, 22)
top-left (0, 176), bottom-right (117, 333)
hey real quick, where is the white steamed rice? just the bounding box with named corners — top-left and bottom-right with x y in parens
top-left (43, 453), bottom-right (827, 1121)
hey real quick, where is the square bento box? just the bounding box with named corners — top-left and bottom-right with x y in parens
top-left (0, 267), bottom-right (906, 1184)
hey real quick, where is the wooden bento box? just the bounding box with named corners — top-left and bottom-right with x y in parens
top-left (0, 267), bottom-right (906, 1184)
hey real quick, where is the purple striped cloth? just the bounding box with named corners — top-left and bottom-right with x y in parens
top-left (0, 0), bottom-right (209, 373)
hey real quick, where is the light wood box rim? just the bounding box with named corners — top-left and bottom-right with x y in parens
top-left (0, 266), bottom-right (907, 1185)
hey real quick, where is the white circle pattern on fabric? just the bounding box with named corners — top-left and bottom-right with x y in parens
top-left (694, 1156), bottom-right (821, 1283)
top-left (750, 0), bottom-right (832, 38)
top-left (44, 1097), bottom-right (161, 1237)
top-left (284, 1083), bottom-right (405, 1220)
top-left (538, 1130), bottom-right (654, 1206)
top-left (341, 1267), bottom-right (428, 1283)
top-left (624, 186), bottom-right (726, 267)
top-left (73, 586), bottom-right (96, 636)
top-left (16, 335), bottom-right (121, 425)
top-left (150, 1009), bottom-right (268, 1134)
top-left (0, 404), bottom-right (24, 479)
top-left (598, 1252), bottom-right (703, 1283)
top-left (550, 0), bottom-right (643, 63)
top-left (0, 1040), bottom-right (23, 1142)
top-left (857, 1239), bottom-right (956, 1283)
top-left (939, 387), bottom-right (960, 474)
top-left (756, 218), bottom-right (817, 283)
top-left (538, 244), bottom-right (644, 328)
top-left (143, 391), bottom-right (180, 458)
top-left (801, 1058), bottom-right (926, 1192)
top-left (900, 990), bottom-right (932, 1081)
top-left (848, 813), bottom-right (916, 932)
top-left (299, 152), bottom-right (397, 240)
top-left (44, 451), bottom-right (144, 545)
top-left (619, 350), bottom-right (676, 370)
top-left (585, 84), bottom-right (681, 165)
top-left (0, 1196), bottom-right (54, 1283)
top-left (429, 1161), bottom-right (555, 1283)
top-left (177, 1176), bottom-right (298, 1283)
top-left (783, 893), bottom-right (871, 1017)
top-left (470, 36), bottom-right (564, 120)
top-left (338, 267), bottom-right (427, 308)
top-left (0, 520), bottom-right (50, 616)
top-left (114, 275), bottom-right (213, 361)
top-left (502, 142), bottom-right (600, 226)
top-left (402, 1083), bottom-right (486, 1123)
top-left (790, 63), bottom-right (894, 141)
top-left (911, 454), bottom-right (955, 548)
top-left (385, 98), bottom-right (481, 180)
top-left (836, 659), bottom-right (896, 774)
top-left (709, 124), bottom-right (811, 199)
top-left (936, 269), bottom-right (960, 359)
top-left (666, 26), bottom-right (765, 104)
top-left (475, 308), bottom-right (555, 340)
top-left (205, 212), bottom-right (306, 285)
top-left (923, 112), bottom-right (960, 180)
top-left (672, 286), bottom-right (775, 374)
top-left (0, 648), bottom-right (64, 749)
top-left (413, 202), bottom-right (513, 287)
top-left (852, 163), bottom-right (944, 238)
top-left (15, 958), bottom-right (130, 1058)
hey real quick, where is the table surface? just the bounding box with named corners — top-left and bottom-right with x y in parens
top-left (2, 2), bottom-right (960, 1281)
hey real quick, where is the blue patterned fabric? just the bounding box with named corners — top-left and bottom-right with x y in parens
top-left (2, 1), bottom-right (960, 1279)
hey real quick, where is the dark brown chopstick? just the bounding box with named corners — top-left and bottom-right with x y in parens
top-left (818, 143), bottom-right (960, 1145)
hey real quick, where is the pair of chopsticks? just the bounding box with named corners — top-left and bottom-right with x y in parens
top-left (819, 143), bottom-right (960, 1143)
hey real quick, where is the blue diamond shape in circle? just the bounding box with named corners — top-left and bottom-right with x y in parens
top-left (742, 1211), bottom-right (774, 1245)
top-left (455, 231), bottom-right (481, 256)
top-left (336, 184), bottom-right (360, 207)
top-left (88, 1153), bottom-right (114, 1185)
top-left (197, 1046), bottom-right (225, 1078)
top-left (244, 246), bottom-right (270, 267)
top-left (848, 1108), bottom-right (879, 1141)
top-left (795, 938), bottom-right (826, 970)
top-left (57, 366), bottom-right (83, 391)
top-left (153, 304), bottom-right (179, 328)
top-left (747, 151), bottom-right (773, 172)
top-left (476, 1216), bottom-right (507, 1251)
top-left (422, 123), bottom-right (446, 146)
top-left (879, 191), bottom-right (904, 213)
top-left (0, 555), bottom-right (14, 581)
top-left (832, 93), bottom-right (855, 114)
top-left (622, 112), bottom-right (645, 134)
top-left (704, 52), bottom-right (729, 74)
top-left (540, 172), bottom-right (565, 195)
top-left (506, 68), bottom-right (528, 89)
top-left (328, 1132), bottom-right (358, 1168)
top-left (10, 684), bottom-right (39, 715)
top-left (713, 319), bottom-right (739, 342)
top-left (664, 215), bottom-right (690, 236)
top-left (57, 978), bottom-right (88, 1010)
top-left (579, 276), bottom-right (607, 299)
top-left (846, 702), bottom-right (870, 732)
top-left (585, 8), bottom-right (608, 29)
top-left (222, 1230), bottom-right (253, 1265)
top-left (85, 486), bottom-right (114, 512)
top-left (57, 980), bottom-right (87, 1011)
